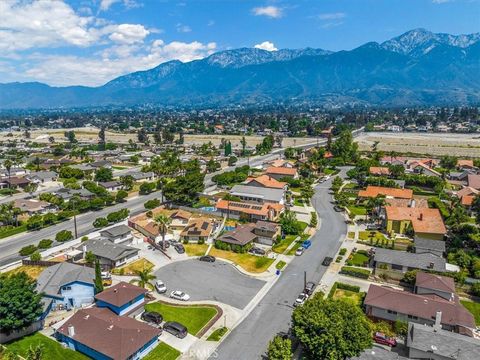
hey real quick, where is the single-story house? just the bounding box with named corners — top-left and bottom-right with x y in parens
top-left (414, 272), bottom-right (455, 301)
top-left (218, 220), bottom-right (280, 247)
top-left (265, 166), bottom-right (298, 180)
top-left (36, 262), bottom-right (95, 312)
top-left (55, 307), bottom-right (160, 360)
top-left (89, 160), bottom-right (112, 169)
top-left (406, 322), bottom-right (480, 360)
top-left (78, 239), bottom-right (139, 269)
top-left (53, 188), bottom-right (95, 201)
top-left (456, 159), bottom-right (475, 170)
top-left (267, 159), bottom-right (295, 168)
top-left (369, 167), bottom-right (391, 176)
top-left (408, 161), bottom-right (442, 177)
top-left (373, 248), bottom-right (446, 274)
top-left (95, 281), bottom-right (147, 316)
top-left (230, 184), bottom-right (285, 205)
top-left (358, 186), bottom-right (413, 200)
top-left (0, 167), bottom-right (28, 177)
top-left (98, 180), bottom-right (122, 192)
top-left (100, 224), bottom-right (133, 244)
top-left (26, 171), bottom-right (58, 184)
top-left (125, 171), bottom-right (155, 182)
top-left (1, 176), bottom-right (31, 189)
top-left (414, 237), bottom-right (446, 258)
top-left (14, 199), bottom-right (56, 215)
top-left (169, 209), bottom-right (192, 230)
top-left (180, 218), bottom-right (214, 242)
top-left (244, 175), bottom-right (287, 190)
top-left (467, 174), bottom-right (480, 190)
top-left (216, 199), bottom-right (284, 222)
top-left (380, 156), bottom-right (406, 166)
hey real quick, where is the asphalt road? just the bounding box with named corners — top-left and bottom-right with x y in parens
top-left (155, 259), bottom-right (266, 309)
top-left (0, 190), bottom-right (163, 266)
top-left (212, 168), bottom-right (349, 360)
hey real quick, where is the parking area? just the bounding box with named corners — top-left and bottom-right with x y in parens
top-left (154, 259), bottom-right (266, 309)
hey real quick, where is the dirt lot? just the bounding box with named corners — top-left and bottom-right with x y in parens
top-left (356, 132), bottom-right (480, 157)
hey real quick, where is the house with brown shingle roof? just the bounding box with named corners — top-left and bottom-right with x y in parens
top-left (415, 272), bottom-right (455, 301)
top-left (218, 221), bottom-right (280, 247)
top-left (467, 174), bottom-right (480, 190)
top-left (95, 281), bottom-right (147, 316)
top-left (369, 167), bottom-right (391, 176)
top-left (55, 307), bottom-right (160, 360)
top-left (245, 175), bottom-right (287, 190)
top-left (180, 217), bottom-right (214, 242)
top-left (385, 206), bottom-right (446, 240)
top-left (457, 159), bottom-right (475, 170)
top-left (216, 199), bottom-right (284, 222)
top-left (358, 186), bottom-right (413, 200)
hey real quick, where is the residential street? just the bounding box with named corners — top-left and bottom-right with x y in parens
top-left (0, 191), bottom-right (163, 267)
top-left (212, 168), bottom-right (349, 360)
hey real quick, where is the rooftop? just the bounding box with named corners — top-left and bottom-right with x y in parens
top-left (78, 239), bottom-right (138, 262)
top-left (358, 186), bottom-right (413, 199)
top-left (95, 281), bottom-right (147, 307)
top-left (385, 206), bottom-right (447, 235)
top-left (245, 174), bottom-right (286, 189)
top-left (37, 262), bottom-right (94, 299)
top-left (100, 224), bottom-right (132, 238)
top-left (230, 184), bottom-right (284, 203)
top-left (265, 166), bottom-right (297, 176)
top-left (374, 248), bottom-right (446, 272)
top-left (415, 272), bottom-right (455, 294)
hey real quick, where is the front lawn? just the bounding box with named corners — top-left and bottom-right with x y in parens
top-left (111, 258), bottom-right (154, 275)
top-left (332, 289), bottom-right (365, 306)
top-left (272, 235), bottom-right (297, 254)
top-left (4, 333), bottom-right (88, 360)
top-left (207, 327), bottom-right (228, 341)
top-left (293, 197), bottom-right (306, 207)
top-left (346, 250), bottom-right (370, 267)
top-left (208, 248), bottom-right (274, 273)
top-left (144, 302), bottom-right (218, 336)
top-left (143, 342), bottom-right (181, 360)
top-left (346, 206), bottom-right (367, 216)
top-left (358, 230), bottom-right (388, 242)
top-left (276, 260), bottom-right (286, 270)
top-left (460, 300), bottom-right (480, 325)
top-left (5, 265), bottom-right (46, 279)
top-left (184, 243), bottom-right (208, 257)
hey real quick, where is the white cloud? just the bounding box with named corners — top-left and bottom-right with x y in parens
top-left (207, 20), bottom-right (215, 26)
top-left (21, 40), bottom-right (217, 86)
top-left (109, 24), bottom-right (150, 44)
top-left (100, 0), bottom-right (119, 11)
top-left (317, 12), bottom-right (346, 20)
top-left (432, 0), bottom-right (452, 3)
top-left (252, 6), bottom-right (283, 19)
top-left (100, 0), bottom-right (141, 11)
top-left (176, 23), bottom-right (192, 33)
top-left (254, 41), bottom-right (278, 51)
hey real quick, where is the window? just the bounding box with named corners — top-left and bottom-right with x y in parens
top-left (387, 310), bottom-right (397, 315)
top-left (391, 264), bottom-right (403, 271)
top-left (62, 286), bottom-right (71, 291)
top-left (408, 315), bottom-right (418, 320)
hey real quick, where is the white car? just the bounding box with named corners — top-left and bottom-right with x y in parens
top-left (155, 280), bottom-right (167, 294)
top-left (294, 293), bottom-right (309, 307)
top-left (295, 247), bottom-right (305, 256)
top-left (170, 290), bottom-right (190, 301)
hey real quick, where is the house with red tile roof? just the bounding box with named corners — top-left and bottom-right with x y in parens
top-left (457, 159), bottom-right (475, 170)
top-left (216, 199), bottom-right (284, 222)
top-left (265, 166), bottom-right (298, 180)
top-left (358, 186), bottom-right (413, 200)
top-left (369, 167), bottom-right (391, 176)
top-left (385, 206), bottom-right (446, 240)
top-left (245, 175), bottom-right (287, 189)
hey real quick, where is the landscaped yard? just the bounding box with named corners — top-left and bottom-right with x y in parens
top-left (5, 265), bottom-right (46, 279)
top-left (346, 205), bottom-right (367, 216)
top-left (144, 302), bottom-right (218, 336)
top-left (4, 333), bottom-right (88, 360)
top-left (346, 251), bottom-right (370, 267)
top-left (209, 248), bottom-right (274, 273)
top-left (272, 235), bottom-right (297, 254)
top-left (358, 231), bottom-right (413, 250)
top-left (143, 342), bottom-right (181, 360)
top-left (111, 258), bottom-right (154, 275)
top-left (184, 243), bottom-right (208, 257)
top-left (332, 289), bottom-right (365, 306)
top-left (207, 327), bottom-right (228, 341)
top-left (358, 230), bottom-right (388, 242)
top-left (460, 300), bottom-right (480, 325)
top-left (276, 260), bottom-right (286, 270)
top-left (293, 197), bottom-right (306, 207)
top-left (347, 232), bottom-right (355, 239)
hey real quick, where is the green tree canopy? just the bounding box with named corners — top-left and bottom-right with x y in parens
top-left (267, 335), bottom-right (292, 360)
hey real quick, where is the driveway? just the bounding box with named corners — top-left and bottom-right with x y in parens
top-left (155, 259), bottom-right (266, 309)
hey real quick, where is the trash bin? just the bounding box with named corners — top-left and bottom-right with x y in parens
top-left (276, 269), bottom-right (281, 276)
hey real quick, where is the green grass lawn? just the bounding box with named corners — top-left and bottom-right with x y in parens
top-left (207, 327), bottom-right (228, 341)
top-left (276, 260), bottom-right (286, 270)
top-left (209, 248), bottom-right (274, 273)
top-left (4, 333), bottom-right (88, 360)
top-left (273, 235), bottom-right (297, 254)
top-left (144, 302), bottom-right (218, 336)
top-left (347, 206), bottom-right (367, 216)
top-left (293, 197), bottom-right (306, 206)
top-left (358, 230), bottom-right (388, 242)
top-left (460, 300), bottom-right (480, 325)
top-left (346, 251), bottom-right (370, 267)
top-left (143, 342), bottom-right (181, 360)
top-left (112, 165), bottom-right (128, 170)
top-left (332, 289), bottom-right (365, 306)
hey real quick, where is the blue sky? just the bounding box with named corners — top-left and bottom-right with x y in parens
top-left (0, 0), bottom-right (478, 87)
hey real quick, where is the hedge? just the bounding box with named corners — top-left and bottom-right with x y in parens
top-left (340, 266), bottom-right (371, 279)
top-left (328, 281), bottom-right (361, 298)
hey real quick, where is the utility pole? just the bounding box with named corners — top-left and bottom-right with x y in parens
top-left (304, 271), bottom-right (307, 290)
top-left (72, 198), bottom-right (78, 239)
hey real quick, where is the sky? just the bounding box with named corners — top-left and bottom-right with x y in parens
top-left (0, 0), bottom-right (478, 87)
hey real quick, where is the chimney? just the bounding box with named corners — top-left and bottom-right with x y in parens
top-left (419, 213), bottom-right (423, 221)
top-left (434, 311), bottom-right (442, 330)
top-left (68, 325), bottom-right (75, 337)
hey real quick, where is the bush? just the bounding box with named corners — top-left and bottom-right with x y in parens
top-left (38, 239), bottom-right (53, 249)
top-left (340, 266), bottom-right (371, 279)
top-left (139, 182), bottom-right (156, 194)
top-left (402, 269), bottom-right (418, 285)
top-left (215, 240), bottom-right (231, 251)
top-left (19, 245), bottom-right (37, 256)
top-left (144, 199), bottom-right (161, 210)
top-left (336, 256), bottom-right (343, 263)
top-left (470, 282), bottom-right (480, 297)
top-left (198, 239), bottom-right (205, 245)
top-left (56, 230), bottom-right (73, 242)
top-left (337, 282), bottom-right (360, 292)
top-left (107, 209), bottom-right (129, 223)
top-left (93, 217), bottom-right (109, 228)
top-left (81, 236), bottom-right (89, 242)
top-left (30, 252), bottom-right (41, 261)
top-left (183, 239), bottom-right (189, 244)
top-left (339, 248), bottom-right (347, 256)
top-left (116, 190), bottom-right (128, 203)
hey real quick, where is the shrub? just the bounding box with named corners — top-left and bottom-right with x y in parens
top-left (198, 239), bottom-right (205, 245)
top-left (115, 190), bottom-right (128, 203)
top-left (93, 217), bottom-right (109, 228)
top-left (107, 209), bottom-right (129, 223)
top-left (30, 252), bottom-right (41, 261)
top-left (215, 240), bottom-right (231, 251)
top-left (56, 230), bottom-right (73, 242)
top-left (336, 256), bottom-right (343, 263)
top-left (402, 269), bottom-right (418, 285)
top-left (37, 239), bottom-right (53, 249)
top-left (144, 199), bottom-right (161, 210)
top-left (81, 236), bottom-right (89, 242)
top-left (337, 282), bottom-right (360, 293)
top-left (19, 245), bottom-right (37, 256)
top-left (339, 248), bottom-right (347, 256)
top-left (340, 266), bottom-right (371, 279)
top-left (183, 239), bottom-right (189, 244)
top-left (470, 282), bottom-right (480, 297)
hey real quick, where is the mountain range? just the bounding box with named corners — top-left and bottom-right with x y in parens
top-left (0, 28), bottom-right (479, 109)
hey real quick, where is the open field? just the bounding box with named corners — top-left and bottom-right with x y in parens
top-left (356, 132), bottom-right (480, 157)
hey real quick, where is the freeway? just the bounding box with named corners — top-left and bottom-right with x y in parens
top-left (212, 168), bottom-right (350, 360)
top-left (0, 191), bottom-right (163, 267)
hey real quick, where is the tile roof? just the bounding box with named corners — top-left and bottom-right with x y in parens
top-left (57, 307), bottom-right (160, 360)
top-left (95, 281), bottom-right (147, 307)
top-left (457, 159), bottom-right (474, 168)
top-left (374, 248), bottom-right (446, 272)
top-left (37, 263), bottom-right (94, 298)
top-left (385, 206), bottom-right (447, 235)
top-left (415, 272), bottom-right (455, 294)
top-left (170, 209), bottom-right (192, 220)
top-left (406, 323), bottom-right (480, 360)
top-left (369, 167), bottom-right (391, 176)
top-left (358, 186), bottom-right (413, 199)
top-left (245, 175), bottom-right (286, 189)
top-left (467, 174), bottom-right (480, 190)
top-left (364, 285), bottom-right (475, 329)
top-left (265, 166), bottom-right (297, 176)
top-left (456, 186), bottom-right (479, 198)
top-left (385, 198), bottom-right (428, 208)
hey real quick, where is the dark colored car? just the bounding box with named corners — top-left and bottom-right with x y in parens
top-left (157, 240), bottom-right (170, 249)
top-left (141, 311), bottom-right (163, 325)
top-left (163, 321), bottom-right (188, 338)
top-left (333, 206), bottom-right (344, 212)
top-left (199, 255), bottom-right (216, 262)
top-left (322, 257), bottom-right (333, 266)
top-left (373, 332), bottom-right (397, 347)
top-left (249, 247), bottom-right (266, 256)
top-left (174, 244), bottom-right (185, 254)
top-left (304, 281), bottom-right (316, 295)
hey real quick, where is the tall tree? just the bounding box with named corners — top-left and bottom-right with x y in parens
top-left (240, 136), bottom-right (247, 155)
top-left (4, 159), bottom-right (12, 191)
top-left (267, 336), bottom-right (292, 360)
top-left (98, 126), bottom-right (106, 150)
top-left (130, 267), bottom-right (156, 290)
top-left (94, 259), bottom-right (104, 294)
top-left (154, 214), bottom-right (172, 251)
top-left (137, 128), bottom-right (149, 145)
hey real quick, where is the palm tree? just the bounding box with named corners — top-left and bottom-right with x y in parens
top-left (367, 196), bottom-right (386, 223)
top-left (154, 214), bottom-right (172, 251)
top-left (3, 159), bottom-right (12, 192)
top-left (130, 267), bottom-right (156, 290)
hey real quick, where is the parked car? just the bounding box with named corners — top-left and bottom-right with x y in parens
top-left (155, 280), bottom-right (167, 294)
top-left (322, 257), bottom-right (333, 266)
top-left (295, 247), bottom-right (305, 256)
top-left (157, 240), bottom-right (170, 249)
top-left (333, 205), bottom-right (344, 212)
top-left (163, 321), bottom-right (188, 339)
top-left (366, 224), bottom-right (380, 230)
top-left (141, 311), bottom-right (163, 325)
top-left (249, 247), bottom-right (266, 256)
top-left (170, 290), bottom-right (190, 301)
top-left (174, 244), bottom-right (185, 254)
top-left (302, 240), bottom-right (312, 249)
top-left (199, 255), bottom-right (216, 262)
top-left (304, 281), bottom-right (316, 295)
top-left (294, 293), bottom-right (309, 307)
top-left (373, 332), bottom-right (397, 347)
